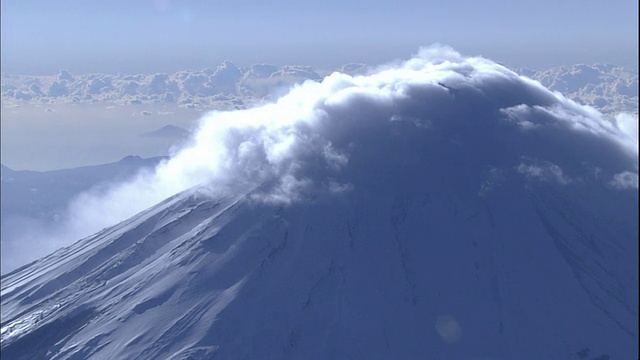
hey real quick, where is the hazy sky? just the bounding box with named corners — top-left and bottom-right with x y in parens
top-left (1, 0), bottom-right (638, 74)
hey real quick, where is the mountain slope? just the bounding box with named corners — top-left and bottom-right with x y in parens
top-left (1, 46), bottom-right (637, 359)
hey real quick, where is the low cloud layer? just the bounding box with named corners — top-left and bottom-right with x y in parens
top-left (5, 45), bottom-right (639, 271)
top-left (523, 63), bottom-right (638, 114)
top-left (2, 59), bottom-right (636, 115)
top-left (0, 62), bottom-right (328, 111)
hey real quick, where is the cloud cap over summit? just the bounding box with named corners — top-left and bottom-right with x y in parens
top-left (76, 45), bottom-right (635, 224)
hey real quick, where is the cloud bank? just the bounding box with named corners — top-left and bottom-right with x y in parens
top-left (525, 63), bottom-right (638, 114)
top-left (2, 59), bottom-right (636, 115)
top-left (15, 45), bottom-right (640, 262)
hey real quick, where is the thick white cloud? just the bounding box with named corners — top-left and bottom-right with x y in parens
top-left (48, 45), bottom-right (638, 247)
top-left (615, 112), bottom-right (639, 153)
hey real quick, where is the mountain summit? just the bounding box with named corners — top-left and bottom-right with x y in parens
top-left (1, 46), bottom-right (637, 359)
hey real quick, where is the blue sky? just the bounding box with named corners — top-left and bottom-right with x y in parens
top-left (1, 0), bottom-right (638, 74)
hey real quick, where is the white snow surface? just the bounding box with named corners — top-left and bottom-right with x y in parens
top-left (1, 45), bottom-right (638, 359)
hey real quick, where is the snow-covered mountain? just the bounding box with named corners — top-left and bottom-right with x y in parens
top-left (1, 46), bottom-right (637, 359)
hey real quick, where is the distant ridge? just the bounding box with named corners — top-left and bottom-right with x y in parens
top-left (1, 155), bottom-right (167, 273)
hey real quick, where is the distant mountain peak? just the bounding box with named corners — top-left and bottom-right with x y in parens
top-left (138, 124), bottom-right (190, 139)
top-left (118, 155), bottom-right (143, 162)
